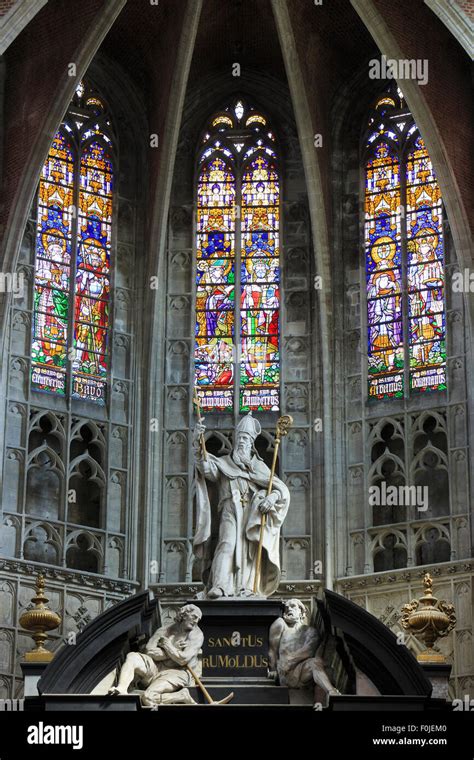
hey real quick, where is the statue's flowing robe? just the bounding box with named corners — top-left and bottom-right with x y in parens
top-left (194, 453), bottom-right (290, 596)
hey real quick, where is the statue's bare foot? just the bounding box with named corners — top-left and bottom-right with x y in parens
top-left (108, 686), bottom-right (127, 696)
top-left (207, 586), bottom-right (224, 599)
top-left (328, 688), bottom-right (341, 696)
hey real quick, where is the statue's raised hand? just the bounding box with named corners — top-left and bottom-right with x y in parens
top-left (193, 421), bottom-right (206, 449)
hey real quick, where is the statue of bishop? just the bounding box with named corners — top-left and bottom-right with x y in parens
top-left (193, 412), bottom-right (290, 599)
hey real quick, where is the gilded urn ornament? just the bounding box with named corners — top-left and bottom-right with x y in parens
top-left (19, 574), bottom-right (61, 662)
top-left (400, 573), bottom-right (456, 663)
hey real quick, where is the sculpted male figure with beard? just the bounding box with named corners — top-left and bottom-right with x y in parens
top-left (109, 604), bottom-right (203, 706)
top-left (269, 598), bottom-right (340, 707)
top-left (193, 412), bottom-right (290, 599)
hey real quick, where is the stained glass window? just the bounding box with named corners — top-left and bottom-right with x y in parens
top-left (31, 81), bottom-right (114, 404)
top-left (365, 88), bottom-right (446, 400)
top-left (195, 100), bottom-right (280, 413)
top-left (406, 136), bottom-right (445, 392)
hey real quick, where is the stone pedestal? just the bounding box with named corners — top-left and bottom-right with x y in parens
top-left (190, 598), bottom-right (287, 703)
top-left (420, 662), bottom-right (452, 700)
top-left (20, 661), bottom-right (50, 697)
top-left (193, 599), bottom-right (283, 680)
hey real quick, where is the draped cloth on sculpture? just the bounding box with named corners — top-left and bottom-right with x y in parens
top-left (194, 453), bottom-right (290, 597)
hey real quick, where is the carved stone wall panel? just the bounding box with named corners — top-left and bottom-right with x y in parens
top-left (11, 311), bottom-right (30, 356)
top-left (0, 518), bottom-right (19, 558)
top-left (165, 386), bottom-right (189, 429)
top-left (347, 375), bottom-right (361, 404)
top-left (454, 517), bottom-right (470, 559)
top-left (108, 472), bottom-right (124, 533)
top-left (0, 581), bottom-right (16, 626)
top-left (106, 538), bottom-right (122, 578)
top-left (6, 404), bottom-right (26, 448)
top-left (166, 341), bottom-right (190, 384)
top-left (348, 466), bottom-right (364, 529)
top-left (165, 542), bottom-right (187, 583)
top-left (166, 431), bottom-right (188, 474)
top-left (450, 405), bottom-right (467, 448)
top-left (111, 427), bottom-right (127, 469)
top-left (346, 329), bottom-right (361, 374)
top-left (284, 337), bottom-right (309, 382)
top-left (284, 474), bottom-right (310, 534)
top-left (448, 358), bottom-right (465, 403)
top-left (448, 310), bottom-right (464, 356)
top-left (450, 450), bottom-right (468, 514)
top-left (285, 292), bottom-right (308, 336)
top-left (112, 334), bottom-right (130, 379)
top-left (0, 630), bottom-right (13, 673)
top-left (115, 244), bottom-right (133, 288)
top-left (114, 289), bottom-right (132, 333)
top-left (13, 266), bottom-right (32, 310)
top-left (9, 358), bottom-right (27, 401)
top-left (455, 629), bottom-right (473, 671)
top-left (286, 429), bottom-right (309, 470)
top-left (286, 247), bottom-right (308, 290)
top-left (347, 421), bottom-right (363, 465)
top-left (284, 383), bottom-right (309, 423)
top-left (167, 296), bottom-right (191, 338)
top-left (284, 537), bottom-right (311, 580)
top-left (111, 382), bottom-right (129, 424)
top-left (168, 250), bottom-right (191, 292)
top-left (454, 581), bottom-right (472, 628)
top-left (165, 476), bottom-right (188, 536)
top-left (4, 451), bottom-right (23, 514)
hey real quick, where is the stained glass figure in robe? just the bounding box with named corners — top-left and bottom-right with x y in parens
top-left (195, 157), bottom-right (236, 412)
top-left (406, 137), bottom-right (445, 392)
top-left (194, 103), bottom-right (280, 413)
top-left (365, 141), bottom-right (403, 399)
top-left (240, 154), bottom-right (280, 412)
top-left (72, 139), bottom-right (113, 404)
top-left (31, 82), bottom-right (114, 403)
top-left (365, 92), bottom-right (446, 400)
top-left (32, 132), bottom-right (74, 395)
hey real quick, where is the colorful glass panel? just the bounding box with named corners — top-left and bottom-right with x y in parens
top-left (72, 141), bottom-right (113, 404)
top-left (32, 132), bottom-right (74, 395)
top-left (195, 157), bottom-right (236, 412)
top-left (195, 105), bottom-right (280, 414)
top-left (366, 141), bottom-right (403, 399)
top-left (31, 87), bottom-right (113, 403)
top-left (406, 137), bottom-right (446, 392)
top-left (240, 154), bottom-right (280, 411)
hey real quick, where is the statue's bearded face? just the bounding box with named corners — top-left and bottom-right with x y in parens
top-left (283, 600), bottom-right (304, 626)
top-left (233, 433), bottom-right (253, 467)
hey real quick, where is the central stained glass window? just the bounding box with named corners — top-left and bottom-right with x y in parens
top-left (195, 100), bottom-right (280, 413)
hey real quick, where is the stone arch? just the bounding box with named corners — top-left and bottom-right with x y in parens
top-left (414, 522), bottom-right (451, 565)
top-left (23, 521), bottom-right (62, 565)
top-left (26, 444), bottom-right (65, 521)
top-left (66, 530), bottom-right (103, 574)
top-left (68, 454), bottom-right (106, 530)
top-left (371, 528), bottom-right (408, 572)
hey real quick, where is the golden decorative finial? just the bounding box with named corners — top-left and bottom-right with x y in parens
top-left (19, 574), bottom-right (61, 662)
top-left (400, 572), bottom-right (456, 663)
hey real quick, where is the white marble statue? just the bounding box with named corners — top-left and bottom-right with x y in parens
top-left (109, 604), bottom-right (203, 706)
top-left (193, 412), bottom-right (290, 598)
top-left (269, 598), bottom-right (340, 706)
